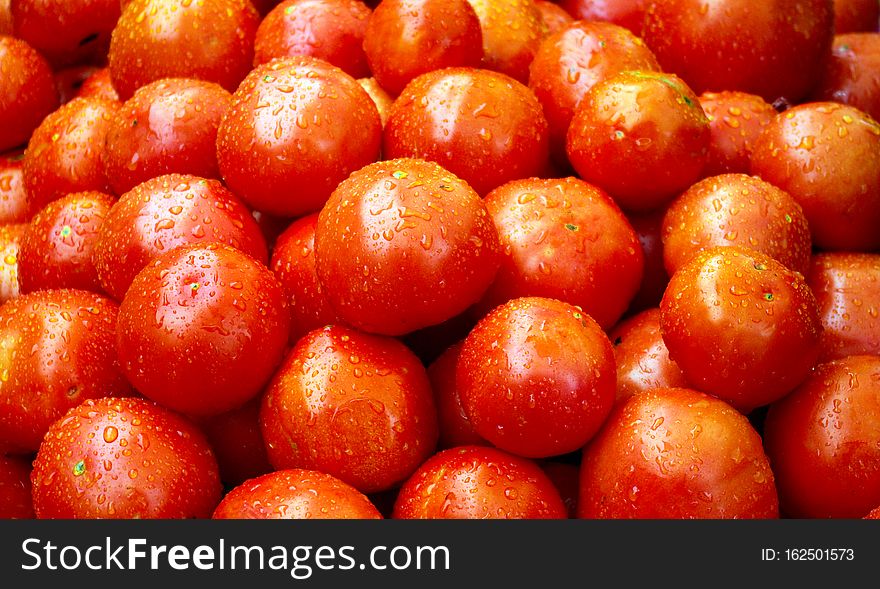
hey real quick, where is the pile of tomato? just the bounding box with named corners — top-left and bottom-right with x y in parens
top-left (0, 0), bottom-right (879, 520)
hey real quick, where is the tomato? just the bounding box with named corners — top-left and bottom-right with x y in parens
top-left (698, 91), bottom-right (777, 177)
top-left (0, 36), bottom-right (59, 152)
top-left (427, 341), bottom-right (486, 449)
top-left (0, 223), bottom-right (24, 304)
top-left (402, 310), bottom-right (476, 365)
top-left (117, 242), bottom-right (289, 416)
top-left (540, 461), bottom-right (578, 518)
top-left (103, 78), bottom-right (231, 195)
top-left (31, 396), bottom-right (221, 518)
top-left (833, 0), bottom-right (880, 33)
top-left (108, 0), bottom-right (260, 99)
top-left (609, 308), bottom-right (688, 403)
top-left (661, 174), bottom-right (812, 277)
top-left (867, 505), bottom-right (880, 519)
top-left (75, 67), bottom-right (120, 102)
top-left (92, 174), bottom-right (267, 300)
top-left (0, 0), bottom-right (10, 34)
top-left (807, 253), bottom-right (880, 361)
top-left (642, 0), bottom-right (834, 103)
top-left (197, 398), bottom-right (273, 486)
top-left (357, 77), bottom-right (393, 126)
top-left (0, 290), bottom-right (131, 453)
top-left (558, 0), bottom-right (647, 35)
top-left (466, 0), bottom-right (547, 84)
top-left (315, 158), bottom-right (501, 336)
top-left (384, 68), bottom-right (550, 197)
top-left (364, 0), bottom-right (482, 96)
top-left (457, 297), bottom-right (616, 458)
top-left (216, 56), bottom-right (381, 217)
top-left (528, 21), bottom-right (661, 164)
top-left (813, 34), bottom-right (880, 122)
top-left (0, 151), bottom-right (28, 224)
top-left (22, 97), bottom-right (119, 216)
top-left (55, 65), bottom-right (101, 105)
top-left (660, 246), bottom-right (823, 412)
top-left (213, 469), bottom-right (383, 519)
top-left (535, 1), bottom-right (572, 35)
top-left (11, 0), bottom-right (120, 68)
top-left (579, 387), bottom-right (779, 518)
top-left (393, 446), bottom-right (567, 519)
top-left (567, 71), bottom-right (710, 213)
top-left (764, 355), bottom-right (880, 518)
top-left (478, 176), bottom-right (643, 329)
top-left (0, 455), bottom-right (33, 518)
top-left (626, 210), bottom-right (668, 314)
top-left (751, 102), bottom-right (880, 251)
top-left (17, 191), bottom-right (113, 293)
top-left (260, 325), bottom-right (438, 493)
top-left (255, 0), bottom-right (371, 79)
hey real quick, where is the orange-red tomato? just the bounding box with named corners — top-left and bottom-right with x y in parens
top-left (0, 152), bottom-right (28, 224)
top-left (0, 223), bottom-right (23, 304)
top-left (833, 0), bottom-right (880, 33)
top-left (558, 0), bottom-right (647, 34)
top-left (813, 33), bottom-right (880, 122)
top-left (626, 210), bottom-right (669, 314)
top-left (0, 455), bottom-right (33, 519)
top-left (75, 67), bottom-right (120, 102)
top-left (427, 341), bottom-right (486, 449)
top-left (198, 398), bottom-right (273, 487)
top-left (466, 0), bottom-right (547, 84)
top-left (0, 35), bottom-right (59, 152)
top-left (698, 91), bottom-right (777, 177)
top-left (535, 1), bottom-right (573, 35)
top-left (357, 77), bottom-right (393, 126)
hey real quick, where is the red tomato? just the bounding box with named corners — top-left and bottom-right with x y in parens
top-left (698, 91), bottom-right (777, 177)
top-left (764, 355), bottom-right (880, 518)
top-left (0, 290), bottom-right (131, 453)
top-left (427, 341), bottom-right (486, 449)
top-left (807, 253), bottom-right (880, 361)
top-left (75, 67), bottom-right (120, 102)
top-left (54, 65), bottom-right (101, 105)
top-left (626, 210), bottom-right (669, 314)
top-left (751, 102), bottom-right (880, 251)
top-left (384, 68), bottom-right (550, 197)
top-left (535, 1), bottom-right (573, 35)
top-left (0, 223), bottom-right (23, 304)
top-left (393, 446), bottom-right (567, 519)
top-left (17, 191), bottom-right (113, 293)
top-left (357, 77), bottom-right (393, 126)
top-left (478, 176), bottom-right (643, 329)
top-left (867, 505), bottom-right (880, 519)
top-left (0, 455), bottom-right (33, 518)
top-left (466, 0), bottom-right (547, 84)
top-left (31, 396), bottom-right (222, 518)
top-left (558, 0), bottom-right (646, 35)
top-left (197, 398), bottom-right (273, 486)
top-left (92, 173), bottom-right (268, 300)
top-left (0, 0), bottom-right (10, 34)
top-left (117, 242), bottom-right (290, 416)
top-left (0, 35), bottom-right (59, 152)
top-left (579, 387), bottom-right (779, 518)
top-left (813, 33), bottom-right (880, 122)
top-left (213, 469), bottom-right (383, 519)
top-left (314, 158), bottom-right (502, 336)
top-left (0, 151), bottom-right (28, 224)
top-left (260, 325), bottom-right (439, 493)
top-left (216, 56), bottom-right (381, 217)
top-left (833, 0), bottom-right (880, 33)
top-left (457, 297), bottom-right (616, 458)
top-left (103, 78), bottom-right (231, 195)
top-left (660, 246), bottom-right (823, 412)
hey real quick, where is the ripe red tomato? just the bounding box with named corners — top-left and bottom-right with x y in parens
top-left (117, 242), bottom-right (289, 416)
top-left (764, 355), bottom-right (880, 518)
top-left (357, 77), bottom-right (393, 126)
top-left (103, 78), bottom-right (232, 195)
top-left (626, 210), bottom-right (669, 313)
top-left (260, 325), bottom-right (438, 493)
top-left (75, 67), bottom-right (120, 102)
top-left (427, 341), bottom-right (486, 449)
top-left (0, 1), bottom-right (10, 34)
top-left (0, 455), bottom-right (33, 518)
top-left (0, 35), bottom-right (59, 152)
top-left (579, 387), bottom-right (779, 519)
top-left (466, 0), bottom-right (547, 84)
top-left (558, 0), bottom-right (646, 35)
top-left (833, 0), bottom-right (880, 33)
top-left (92, 173), bottom-right (267, 300)
top-left (0, 223), bottom-right (23, 304)
top-left (213, 469), bottom-right (383, 519)
top-left (216, 56), bottom-right (381, 217)
top-left (17, 191), bottom-right (113, 293)
top-left (813, 33), bottom-right (880, 122)
top-left (31, 396), bottom-right (222, 518)
top-left (197, 398), bottom-right (273, 486)
top-left (393, 445), bottom-right (567, 519)
top-left (698, 91), bottom-right (777, 177)
top-left (660, 246), bottom-right (823, 412)
top-left (0, 151), bottom-right (28, 224)
top-left (457, 297), bottom-right (616, 458)
top-left (314, 158), bottom-right (502, 336)
top-left (0, 290), bottom-right (131, 453)
top-left (478, 176), bottom-right (644, 329)
top-left (534, 1), bottom-right (573, 35)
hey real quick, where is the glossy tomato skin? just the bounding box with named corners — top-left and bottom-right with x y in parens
top-left (108, 0), bottom-right (259, 100)
top-left (642, 0), bottom-right (834, 103)
top-left (458, 297), bottom-right (616, 458)
top-left (22, 97), bottom-right (118, 216)
top-left (393, 446), bottom-right (567, 519)
top-left (427, 341), bottom-right (486, 449)
top-left (0, 455), bottom-right (33, 518)
top-left (0, 223), bottom-right (23, 304)
top-left (813, 34), bottom-right (880, 122)
top-left (103, 78), bottom-right (232, 195)
top-left (751, 102), bottom-right (880, 251)
top-left (626, 210), bottom-right (668, 313)
top-left (216, 56), bottom-right (381, 218)
top-left (254, 0), bottom-right (371, 78)
top-left (764, 355), bottom-right (880, 518)
top-left (579, 387), bottom-right (779, 519)
top-left (75, 67), bottom-right (120, 102)
top-left (0, 152), bottom-right (28, 224)
top-left (0, 36), bottom-right (59, 152)
top-left (357, 77), bottom-right (393, 126)
top-left (364, 0), bottom-right (483, 96)
top-left (197, 397), bottom-right (273, 486)
top-left (661, 174), bottom-right (812, 277)
top-left (528, 21), bottom-right (661, 164)
top-left (807, 253), bottom-right (880, 361)
top-left (260, 325), bottom-right (438, 493)
top-left (660, 246), bottom-right (823, 412)
top-left (478, 176), bottom-right (643, 329)
top-left (0, 290), bottom-right (131, 453)
top-left (0, 1), bottom-right (10, 34)
top-left (92, 174), bottom-right (268, 301)
top-left (117, 243), bottom-right (290, 417)
top-left (384, 68), bottom-right (550, 197)
top-left (31, 397), bottom-right (222, 519)
top-left (558, 0), bottom-right (646, 35)
top-left (833, 0), bottom-right (879, 33)
top-left (698, 91), bottom-right (777, 177)
top-left (609, 308), bottom-right (688, 403)
top-left (213, 469), bottom-right (383, 519)
top-left (314, 158), bottom-right (501, 336)
top-left (466, 0), bottom-right (547, 84)
top-left (17, 191), bottom-right (113, 293)
top-left (567, 71), bottom-right (710, 213)
top-left (535, 1), bottom-right (573, 35)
